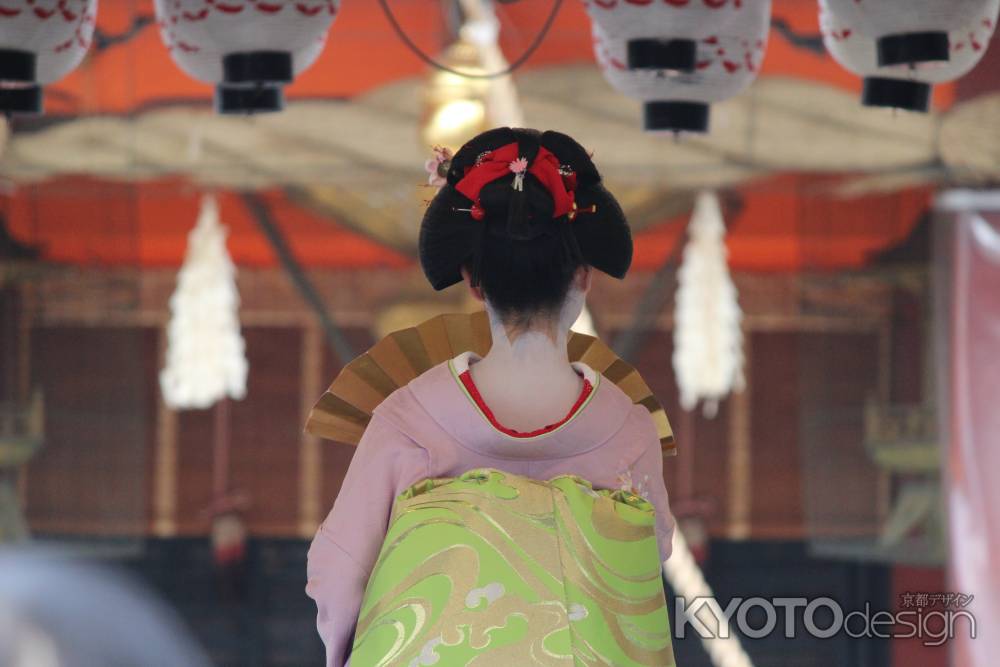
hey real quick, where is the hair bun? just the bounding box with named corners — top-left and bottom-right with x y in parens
top-left (540, 130), bottom-right (602, 189)
top-left (478, 171), bottom-right (557, 241)
top-left (445, 127), bottom-right (517, 187)
top-left (420, 127), bottom-right (632, 295)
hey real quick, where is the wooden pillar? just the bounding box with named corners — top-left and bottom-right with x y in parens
top-left (298, 323), bottom-right (323, 538)
top-left (726, 332), bottom-right (752, 540)
top-left (152, 326), bottom-right (178, 536)
top-left (15, 284), bottom-right (34, 510)
top-left (876, 319), bottom-right (893, 523)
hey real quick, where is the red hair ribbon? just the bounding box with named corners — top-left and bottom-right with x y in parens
top-left (455, 142), bottom-right (575, 220)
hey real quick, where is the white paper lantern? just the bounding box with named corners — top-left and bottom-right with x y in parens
top-left (0, 0), bottom-right (97, 114)
top-left (590, 0), bottom-right (770, 134)
top-left (821, 0), bottom-right (998, 112)
top-left (154, 0), bottom-right (338, 114)
top-left (825, 0), bottom-right (994, 67)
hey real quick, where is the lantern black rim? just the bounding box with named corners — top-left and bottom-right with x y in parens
top-left (862, 77), bottom-right (931, 113)
top-left (877, 32), bottom-right (950, 67)
top-left (0, 49), bottom-right (37, 83)
top-left (643, 101), bottom-right (710, 133)
top-left (215, 84), bottom-right (285, 115)
top-left (222, 51), bottom-right (294, 85)
top-left (627, 38), bottom-right (697, 73)
top-left (0, 85), bottom-right (43, 115)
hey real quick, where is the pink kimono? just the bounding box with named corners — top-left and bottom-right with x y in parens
top-left (305, 352), bottom-right (675, 667)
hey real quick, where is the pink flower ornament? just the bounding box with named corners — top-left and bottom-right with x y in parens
top-left (617, 468), bottom-right (650, 501)
top-left (424, 146), bottom-right (453, 188)
top-left (509, 156), bottom-right (528, 191)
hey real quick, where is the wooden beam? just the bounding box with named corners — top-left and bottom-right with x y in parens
top-left (241, 192), bottom-right (355, 365)
top-left (612, 219), bottom-right (688, 361)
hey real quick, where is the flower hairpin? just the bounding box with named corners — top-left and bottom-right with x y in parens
top-left (509, 157), bottom-right (528, 191)
top-left (453, 203), bottom-right (485, 221)
top-left (424, 145), bottom-right (453, 188)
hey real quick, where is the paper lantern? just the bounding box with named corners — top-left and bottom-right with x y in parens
top-left (154, 0), bottom-right (338, 114)
top-left (0, 0), bottom-right (97, 114)
top-left (821, 0), bottom-right (998, 112)
top-left (583, 0), bottom-right (766, 73)
top-left (589, 0), bottom-right (771, 134)
top-left (824, 0), bottom-right (994, 67)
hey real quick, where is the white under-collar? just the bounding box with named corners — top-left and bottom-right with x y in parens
top-left (449, 351), bottom-right (600, 386)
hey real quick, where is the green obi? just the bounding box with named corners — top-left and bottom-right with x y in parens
top-left (350, 468), bottom-right (675, 666)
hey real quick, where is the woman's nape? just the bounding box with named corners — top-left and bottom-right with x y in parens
top-left (461, 265), bottom-right (593, 434)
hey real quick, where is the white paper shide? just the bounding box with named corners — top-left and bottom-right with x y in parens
top-left (160, 194), bottom-right (248, 410)
top-left (673, 191), bottom-right (745, 417)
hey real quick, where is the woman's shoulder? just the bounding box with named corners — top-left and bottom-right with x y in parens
top-left (369, 360), bottom-right (455, 440)
top-left (581, 361), bottom-right (673, 458)
top-left (583, 373), bottom-right (661, 458)
top-left (374, 359), bottom-right (452, 413)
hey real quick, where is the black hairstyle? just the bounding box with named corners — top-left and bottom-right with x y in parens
top-left (419, 127), bottom-right (632, 322)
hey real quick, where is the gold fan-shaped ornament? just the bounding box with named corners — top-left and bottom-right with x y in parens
top-left (305, 310), bottom-right (675, 455)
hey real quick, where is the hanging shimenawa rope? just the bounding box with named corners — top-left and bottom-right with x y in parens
top-left (665, 528), bottom-right (756, 667)
top-left (376, 0), bottom-right (563, 79)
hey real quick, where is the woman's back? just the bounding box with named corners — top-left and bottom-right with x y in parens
top-left (306, 127), bottom-right (674, 667)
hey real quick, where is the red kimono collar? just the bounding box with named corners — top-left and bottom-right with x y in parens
top-left (404, 353), bottom-right (634, 461)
